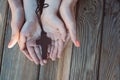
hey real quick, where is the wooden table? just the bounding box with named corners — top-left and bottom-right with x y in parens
top-left (0, 0), bottom-right (120, 80)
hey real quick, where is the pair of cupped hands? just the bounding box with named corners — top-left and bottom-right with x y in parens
top-left (8, 0), bottom-right (80, 65)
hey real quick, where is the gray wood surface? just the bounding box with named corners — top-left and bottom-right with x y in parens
top-left (39, 41), bottom-right (73, 80)
top-left (99, 0), bottom-right (120, 80)
top-left (0, 0), bottom-right (8, 71)
top-left (69, 0), bottom-right (103, 80)
top-left (56, 41), bottom-right (72, 80)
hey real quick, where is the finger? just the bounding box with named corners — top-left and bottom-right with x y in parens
top-left (63, 33), bottom-right (71, 48)
top-left (52, 40), bottom-right (58, 60)
top-left (39, 45), bottom-right (45, 65)
top-left (18, 34), bottom-right (33, 61)
top-left (27, 46), bottom-right (39, 65)
top-left (50, 41), bottom-right (54, 60)
top-left (47, 45), bottom-right (51, 58)
top-left (34, 46), bottom-right (42, 61)
top-left (8, 0), bottom-right (24, 48)
top-left (51, 41), bottom-right (56, 61)
top-left (57, 33), bottom-right (71, 58)
top-left (34, 46), bottom-right (44, 65)
top-left (60, 5), bottom-right (80, 47)
top-left (21, 48), bottom-right (33, 61)
top-left (69, 27), bottom-right (80, 47)
top-left (57, 39), bottom-right (64, 58)
top-left (18, 34), bottom-right (27, 52)
top-left (8, 31), bottom-right (19, 48)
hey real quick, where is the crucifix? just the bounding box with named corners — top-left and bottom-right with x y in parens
top-left (35, 0), bottom-right (51, 59)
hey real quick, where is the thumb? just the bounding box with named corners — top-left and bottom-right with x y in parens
top-left (8, 30), bottom-right (19, 48)
top-left (68, 27), bottom-right (80, 47)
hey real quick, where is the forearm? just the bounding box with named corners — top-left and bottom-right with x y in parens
top-left (23, 0), bottom-right (38, 21)
top-left (8, 0), bottom-right (23, 11)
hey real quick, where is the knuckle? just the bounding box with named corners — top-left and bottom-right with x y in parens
top-left (20, 47), bottom-right (25, 51)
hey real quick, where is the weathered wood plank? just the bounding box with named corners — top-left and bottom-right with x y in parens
top-left (69, 0), bottom-right (103, 80)
top-left (0, 8), bottom-right (39, 80)
top-left (99, 0), bottom-right (120, 80)
top-left (56, 41), bottom-right (72, 80)
top-left (39, 60), bottom-right (58, 80)
top-left (39, 37), bottom-right (72, 80)
top-left (0, 0), bottom-right (8, 71)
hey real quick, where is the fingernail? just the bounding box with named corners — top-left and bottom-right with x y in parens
top-left (8, 41), bottom-right (13, 48)
top-left (43, 60), bottom-right (47, 64)
top-left (35, 63), bottom-right (39, 65)
top-left (40, 62), bottom-right (44, 66)
top-left (52, 58), bottom-right (56, 61)
top-left (75, 40), bottom-right (80, 47)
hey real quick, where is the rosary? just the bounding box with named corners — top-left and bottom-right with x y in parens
top-left (35, 0), bottom-right (51, 59)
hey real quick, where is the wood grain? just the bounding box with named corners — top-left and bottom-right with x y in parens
top-left (39, 60), bottom-right (58, 80)
top-left (56, 41), bottom-right (72, 80)
top-left (1, 0), bottom-right (120, 80)
top-left (69, 0), bottom-right (103, 80)
top-left (99, 0), bottom-right (120, 80)
top-left (39, 41), bottom-right (73, 80)
top-left (0, 8), bottom-right (39, 80)
top-left (0, 0), bottom-right (8, 71)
